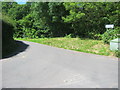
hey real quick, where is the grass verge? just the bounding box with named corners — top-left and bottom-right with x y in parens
top-left (15, 37), bottom-right (118, 57)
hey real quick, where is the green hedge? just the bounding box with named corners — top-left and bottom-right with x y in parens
top-left (2, 14), bottom-right (17, 58)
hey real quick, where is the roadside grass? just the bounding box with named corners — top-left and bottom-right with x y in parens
top-left (15, 37), bottom-right (116, 57)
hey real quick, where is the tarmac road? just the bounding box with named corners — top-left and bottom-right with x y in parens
top-left (1, 40), bottom-right (118, 88)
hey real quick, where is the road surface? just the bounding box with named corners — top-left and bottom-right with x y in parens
top-left (1, 40), bottom-right (118, 88)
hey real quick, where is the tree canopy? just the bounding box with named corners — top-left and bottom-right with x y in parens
top-left (2, 2), bottom-right (120, 38)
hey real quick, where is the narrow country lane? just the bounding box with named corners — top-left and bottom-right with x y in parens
top-left (2, 40), bottom-right (118, 88)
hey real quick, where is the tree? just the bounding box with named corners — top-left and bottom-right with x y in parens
top-left (8, 4), bottom-right (31, 20)
top-left (31, 2), bottom-right (71, 37)
top-left (2, 1), bottom-right (17, 14)
top-left (62, 2), bottom-right (119, 38)
top-left (2, 2), bottom-right (119, 39)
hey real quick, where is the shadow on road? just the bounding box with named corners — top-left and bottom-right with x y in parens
top-left (2, 40), bottom-right (29, 59)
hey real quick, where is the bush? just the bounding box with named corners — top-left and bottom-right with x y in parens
top-left (65, 34), bottom-right (72, 38)
top-left (1, 14), bottom-right (17, 57)
top-left (64, 34), bottom-right (74, 38)
top-left (114, 50), bottom-right (120, 58)
top-left (102, 27), bottom-right (120, 44)
top-left (86, 32), bottom-right (102, 40)
top-left (22, 28), bottom-right (38, 38)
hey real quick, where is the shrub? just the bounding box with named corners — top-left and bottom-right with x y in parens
top-left (86, 32), bottom-right (102, 40)
top-left (22, 28), bottom-right (38, 38)
top-left (2, 14), bottom-right (17, 57)
top-left (102, 27), bottom-right (120, 44)
top-left (65, 34), bottom-right (74, 38)
top-left (114, 50), bottom-right (120, 58)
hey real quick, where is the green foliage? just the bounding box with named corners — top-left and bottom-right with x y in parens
top-left (1, 2), bottom-right (120, 58)
top-left (2, 2), bottom-right (119, 39)
top-left (2, 13), bottom-right (15, 41)
top-left (65, 34), bottom-right (73, 38)
top-left (22, 28), bottom-right (37, 38)
top-left (16, 38), bottom-right (118, 57)
top-left (2, 2), bottom-right (17, 14)
top-left (30, 2), bottom-right (70, 37)
top-left (62, 2), bottom-right (119, 38)
top-left (85, 32), bottom-right (102, 40)
top-left (2, 12), bottom-right (16, 27)
top-left (102, 27), bottom-right (120, 44)
top-left (114, 50), bottom-right (120, 58)
top-left (1, 14), bottom-right (17, 57)
top-left (7, 3), bottom-right (30, 20)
